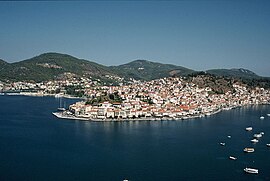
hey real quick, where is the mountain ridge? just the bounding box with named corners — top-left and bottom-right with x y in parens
top-left (0, 52), bottom-right (266, 82)
top-left (0, 59), bottom-right (7, 64)
top-left (206, 68), bottom-right (260, 79)
top-left (110, 59), bottom-right (194, 80)
top-left (0, 53), bottom-right (115, 82)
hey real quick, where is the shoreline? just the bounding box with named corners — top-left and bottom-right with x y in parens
top-left (51, 106), bottom-right (237, 122)
top-left (1, 92), bottom-right (269, 122)
top-left (52, 103), bottom-right (270, 122)
top-left (0, 92), bottom-right (84, 99)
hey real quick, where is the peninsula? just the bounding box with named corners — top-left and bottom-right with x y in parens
top-left (53, 76), bottom-right (270, 121)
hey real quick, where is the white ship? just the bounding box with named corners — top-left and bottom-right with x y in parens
top-left (254, 133), bottom-right (262, 138)
top-left (245, 127), bottom-right (253, 131)
top-left (57, 107), bottom-right (66, 111)
top-left (56, 96), bottom-right (66, 111)
top-left (244, 167), bottom-right (258, 174)
top-left (244, 148), bottom-right (255, 153)
top-left (251, 139), bottom-right (259, 143)
top-left (229, 156), bottom-right (237, 160)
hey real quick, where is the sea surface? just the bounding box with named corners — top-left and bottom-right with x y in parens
top-left (0, 95), bottom-right (270, 181)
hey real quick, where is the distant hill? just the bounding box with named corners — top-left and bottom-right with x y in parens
top-left (189, 71), bottom-right (270, 89)
top-left (206, 68), bottom-right (260, 79)
top-left (0, 59), bottom-right (12, 79)
top-left (0, 53), bottom-right (114, 82)
top-left (110, 60), bottom-right (194, 80)
top-left (0, 59), bottom-right (7, 65)
top-left (0, 53), bottom-right (268, 83)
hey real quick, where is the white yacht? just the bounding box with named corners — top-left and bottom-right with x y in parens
top-left (244, 148), bottom-right (255, 153)
top-left (245, 127), bottom-right (253, 131)
top-left (251, 139), bottom-right (259, 143)
top-left (220, 142), bottom-right (225, 146)
top-left (260, 116), bottom-right (265, 120)
top-left (57, 107), bottom-right (66, 111)
top-left (244, 167), bottom-right (258, 174)
top-left (267, 113), bottom-right (270, 117)
top-left (229, 156), bottom-right (237, 160)
top-left (254, 133), bottom-right (262, 138)
top-left (57, 96), bottom-right (66, 111)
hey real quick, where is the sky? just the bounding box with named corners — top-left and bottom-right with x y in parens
top-left (0, 1), bottom-right (270, 76)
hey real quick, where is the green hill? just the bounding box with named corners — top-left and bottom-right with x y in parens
top-left (0, 59), bottom-right (7, 65)
top-left (0, 53), bottom-right (114, 82)
top-left (0, 59), bottom-right (13, 79)
top-left (206, 68), bottom-right (260, 79)
top-left (110, 60), bottom-right (194, 81)
top-left (0, 53), bottom-right (268, 83)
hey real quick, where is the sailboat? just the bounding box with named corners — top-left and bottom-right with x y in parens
top-left (57, 96), bottom-right (66, 111)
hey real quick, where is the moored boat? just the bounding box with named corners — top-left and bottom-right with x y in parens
top-left (267, 113), bottom-right (270, 117)
top-left (244, 148), bottom-right (255, 153)
top-left (244, 167), bottom-right (258, 174)
top-left (220, 142), bottom-right (225, 146)
top-left (251, 139), bottom-right (259, 143)
top-left (55, 93), bottom-right (63, 98)
top-left (266, 143), bottom-right (270, 147)
top-left (245, 127), bottom-right (252, 131)
top-left (229, 156), bottom-right (237, 160)
top-left (57, 107), bottom-right (66, 111)
top-left (254, 133), bottom-right (262, 138)
top-left (260, 116), bottom-right (265, 120)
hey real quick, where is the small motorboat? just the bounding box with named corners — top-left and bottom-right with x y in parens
top-left (260, 116), bottom-right (265, 120)
top-left (229, 156), bottom-right (237, 160)
top-left (244, 148), bottom-right (255, 153)
top-left (220, 142), bottom-right (225, 146)
top-left (254, 133), bottom-right (262, 138)
top-left (266, 143), bottom-right (270, 147)
top-left (267, 113), bottom-right (270, 117)
top-left (251, 139), bottom-right (259, 143)
top-left (245, 127), bottom-right (253, 131)
top-left (227, 135), bottom-right (231, 138)
top-left (244, 167), bottom-right (258, 174)
top-left (260, 132), bottom-right (264, 135)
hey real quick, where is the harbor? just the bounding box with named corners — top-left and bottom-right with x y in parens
top-left (1, 95), bottom-right (270, 180)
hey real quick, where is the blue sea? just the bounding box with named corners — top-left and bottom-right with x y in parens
top-left (0, 95), bottom-right (270, 181)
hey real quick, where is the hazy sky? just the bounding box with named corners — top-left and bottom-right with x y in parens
top-left (0, 1), bottom-right (270, 76)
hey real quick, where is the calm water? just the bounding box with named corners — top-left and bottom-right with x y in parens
top-left (0, 95), bottom-right (270, 181)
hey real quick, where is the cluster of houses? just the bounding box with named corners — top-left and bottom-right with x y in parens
top-left (1, 75), bottom-right (270, 120)
top-left (67, 77), bottom-right (270, 120)
top-left (0, 73), bottom-right (111, 94)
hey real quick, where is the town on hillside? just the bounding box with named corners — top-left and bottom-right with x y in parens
top-left (1, 75), bottom-right (270, 121)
